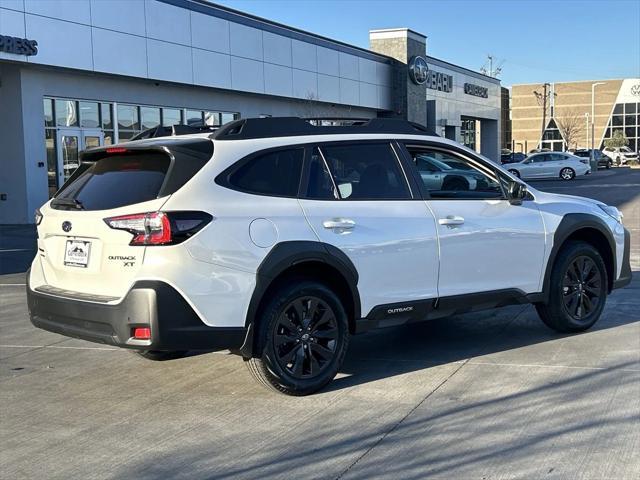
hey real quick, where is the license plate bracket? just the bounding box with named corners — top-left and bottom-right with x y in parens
top-left (64, 239), bottom-right (91, 268)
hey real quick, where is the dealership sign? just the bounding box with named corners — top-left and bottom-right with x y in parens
top-left (0, 34), bottom-right (38, 56)
top-left (426, 69), bottom-right (453, 93)
top-left (408, 56), bottom-right (428, 85)
top-left (464, 82), bottom-right (488, 98)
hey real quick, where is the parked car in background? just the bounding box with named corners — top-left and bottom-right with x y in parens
top-left (506, 152), bottom-right (590, 180)
top-left (602, 146), bottom-right (639, 165)
top-left (501, 152), bottom-right (527, 164)
top-left (573, 149), bottom-right (612, 169)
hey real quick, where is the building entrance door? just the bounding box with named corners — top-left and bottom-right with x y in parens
top-left (55, 128), bottom-right (104, 188)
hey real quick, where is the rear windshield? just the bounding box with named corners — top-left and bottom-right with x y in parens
top-left (53, 154), bottom-right (170, 211)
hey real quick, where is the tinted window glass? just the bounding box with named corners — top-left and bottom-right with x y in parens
top-left (306, 150), bottom-right (338, 199)
top-left (407, 148), bottom-right (503, 199)
top-left (54, 154), bottom-right (170, 210)
top-left (318, 143), bottom-right (410, 200)
top-left (229, 149), bottom-right (304, 197)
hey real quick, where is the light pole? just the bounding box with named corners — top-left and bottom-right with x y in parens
top-left (585, 112), bottom-right (590, 149)
top-left (591, 82), bottom-right (606, 170)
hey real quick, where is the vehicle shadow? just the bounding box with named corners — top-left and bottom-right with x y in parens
top-left (325, 275), bottom-right (638, 392)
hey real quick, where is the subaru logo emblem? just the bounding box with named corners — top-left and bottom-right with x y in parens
top-left (408, 56), bottom-right (428, 85)
top-left (62, 221), bottom-right (72, 232)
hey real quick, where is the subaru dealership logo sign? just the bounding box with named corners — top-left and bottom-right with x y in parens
top-left (409, 56), bottom-right (428, 85)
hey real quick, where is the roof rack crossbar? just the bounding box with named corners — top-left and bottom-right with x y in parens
top-left (210, 117), bottom-right (438, 141)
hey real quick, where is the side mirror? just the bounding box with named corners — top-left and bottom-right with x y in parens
top-left (507, 181), bottom-right (527, 205)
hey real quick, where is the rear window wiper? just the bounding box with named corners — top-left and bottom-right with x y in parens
top-left (51, 198), bottom-right (84, 210)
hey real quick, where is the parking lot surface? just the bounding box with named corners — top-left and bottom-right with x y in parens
top-left (1, 168), bottom-right (639, 479)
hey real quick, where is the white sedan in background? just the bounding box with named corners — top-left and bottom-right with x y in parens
top-left (505, 152), bottom-right (591, 180)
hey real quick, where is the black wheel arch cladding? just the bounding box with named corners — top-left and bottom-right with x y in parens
top-left (543, 213), bottom-right (617, 296)
top-left (244, 240), bottom-right (361, 329)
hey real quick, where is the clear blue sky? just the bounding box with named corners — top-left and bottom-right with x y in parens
top-left (216, 0), bottom-right (640, 86)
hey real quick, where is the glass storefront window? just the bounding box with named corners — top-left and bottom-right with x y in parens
top-left (141, 107), bottom-right (160, 130)
top-left (221, 112), bottom-right (237, 124)
top-left (625, 103), bottom-right (637, 114)
top-left (186, 110), bottom-right (203, 126)
top-left (626, 115), bottom-right (637, 126)
top-left (612, 115), bottom-right (623, 127)
top-left (204, 111), bottom-right (221, 126)
top-left (117, 131), bottom-right (137, 141)
top-left (44, 99), bottom-right (54, 128)
top-left (117, 104), bottom-right (139, 130)
top-left (103, 130), bottom-right (115, 145)
top-left (45, 129), bottom-right (57, 198)
top-left (162, 108), bottom-right (182, 126)
top-left (79, 101), bottom-right (99, 128)
top-left (626, 127), bottom-right (637, 139)
top-left (613, 104), bottom-right (623, 115)
top-left (55, 99), bottom-right (78, 127)
top-left (101, 103), bottom-right (113, 130)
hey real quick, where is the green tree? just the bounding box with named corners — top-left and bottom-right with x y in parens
top-left (604, 130), bottom-right (629, 149)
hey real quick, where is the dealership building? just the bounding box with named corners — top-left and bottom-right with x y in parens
top-left (0, 0), bottom-right (501, 224)
top-left (510, 78), bottom-right (640, 153)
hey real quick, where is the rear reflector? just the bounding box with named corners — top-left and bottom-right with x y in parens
top-left (106, 147), bottom-right (128, 154)
top-left (132, 327), bottom-right (151, 340)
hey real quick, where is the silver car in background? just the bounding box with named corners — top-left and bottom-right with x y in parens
top-left (505, 152), bottom-right (591, 180)
top-left (416, 154), bottom-right (490, 191)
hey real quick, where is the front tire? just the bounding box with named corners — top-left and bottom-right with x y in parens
top-left (560, 167), bottom-right (575, 180)
top-left (535, 241), bottom-right (607, 333)
top-left (246, 280), bottom-right (349, 396)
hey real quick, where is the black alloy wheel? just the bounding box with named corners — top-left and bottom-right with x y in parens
top-left (246, 280), bottom-right (349, 396)
top-left (272, 296), bottom-right (338, 379)
top-left (535, 241), bottom-right (607, 333)
top-left (561, 256), bottom-right (602, 321)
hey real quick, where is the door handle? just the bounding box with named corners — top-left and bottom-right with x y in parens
top-left (438, 215), bottom-right (465, 226)
top-left (323, 218), bottom-right (356, 230)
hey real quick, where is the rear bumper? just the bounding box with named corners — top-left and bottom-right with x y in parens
top-left (613, 228), bottom-right (632, 290)
top-left (27, 276), bottom-right (247, 352)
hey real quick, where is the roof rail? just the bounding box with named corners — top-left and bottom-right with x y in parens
top-left (210, 117), bottom-right (438, 141)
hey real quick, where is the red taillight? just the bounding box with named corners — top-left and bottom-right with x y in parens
top-left (106, 147), bottom-right (128, 154)
top-left (132, 327), bottom-right (151, 340)
top-left (104, 212), bottom-right (172, 245)
top-left (104, 211), bottom-right (212, 246)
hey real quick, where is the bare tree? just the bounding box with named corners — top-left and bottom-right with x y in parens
top-left (555, 108), bottom-right (585, 150)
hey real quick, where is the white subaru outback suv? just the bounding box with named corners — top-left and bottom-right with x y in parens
top-left (28, 117), bottom-right (632, 395)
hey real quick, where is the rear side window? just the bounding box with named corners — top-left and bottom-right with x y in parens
top-left (53, 154), bottom-right (170, 210)
top-left (226, 148), bottom-right (304, 197)
top-left (310, 143), bottom-right (411, 200)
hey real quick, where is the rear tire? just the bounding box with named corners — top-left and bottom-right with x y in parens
top-left (508, 169), bottom-right (520, 178)
top-left (535, 241), bottom-right (607, 333)
top-left (134, 350), bottom-right (188, 361)
top-left (246, 280), bottom-right (349, 396)
top-left (560, 167), bottom-right (575, 180)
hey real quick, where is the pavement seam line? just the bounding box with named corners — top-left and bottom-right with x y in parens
top-left (334, 358), bottom-right (471, 480)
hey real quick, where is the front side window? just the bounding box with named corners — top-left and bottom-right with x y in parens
top-left (311, 143), bottom-right (411, 200)
top-left (407, 147), bottom-right (503, 200)
top-left (226, 148), bottom-right (304, 197)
